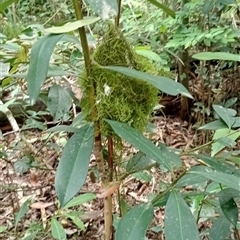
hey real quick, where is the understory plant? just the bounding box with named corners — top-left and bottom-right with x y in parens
top-left (1, 0), bottom-right (240, 240)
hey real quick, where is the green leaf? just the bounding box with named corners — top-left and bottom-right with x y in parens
top-left (158, 143), bottom-right (182, 169)
top-left (175, 166), bottom-right (207, 188)
top-left (47, 125), bottom-right (80, 133)
top-left (195, 154), bottom-right (240, 177)
top-left (132, 172), bottom-right (152, 182)
top-left (115, 203), bottom-right (154, 240)
top-left (224, 97), bottom-right (238, 108)
top-left (103, 66), bottom-right (193, 99)
top-left (192, 52), bottom-right (240, 62)
top-left (165, 190), bottom-right (200, 240)
top-left (209, 217), bottom-right (231, 240)
top-left (120, 198), bottom-right (130, 216)
top-left (136, 49), bottom-right (163, 62)
top-left (64, 212), bottom-right (85, 231)
top-left (14, 157), bottom-right (31, 175)
top-left (0, 62), bottom-right (10, 80)
top-left (0, 225), bottom-right (7, 233)
top-left (0, 0), bottom-right (19, 12)
top-left (233, 117), bottom-right (240, 128)
top-left (211, 128), bottom-right (240, 156)
top-left (126, 152), bottom-right (155, 172)
top-left (189, 167), bottom-right (240, 192)
top-left (63, 193), bottom-right (96, 209)
top-left (55, 124), bottom-right (94, 207)
top-left (198, 120), bottom-right (227, 130)
top-left (212, 105), bottom-right (236, 128)
top-left (15, 199), bottom-right (30, 230)
top-left (27, 34), bottom-right (64, 104)
top-left (85, 0), bottom-right (118, 20)
top-left (45, 17), bottom-right (100, 33)
top-left (47, 84), bottom-right (72, 121)
top-left (219, 188), bottom-right (238, 226)
top-left (51, 218), bottom-right (66, 240)
top-left (106, 120), bottom-right (182, 171)
top-left (147, 0), bottom-right (175, 18)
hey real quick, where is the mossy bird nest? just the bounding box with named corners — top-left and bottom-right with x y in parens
top-left (80, 24), bottom-right (159, 136)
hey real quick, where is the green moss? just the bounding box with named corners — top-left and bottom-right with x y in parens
top-left (80, 24), bottom-right (159, 136)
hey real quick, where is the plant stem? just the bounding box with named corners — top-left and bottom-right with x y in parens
top-left (72, 0), bottom-right (105, 178)
top-left (72, 1), bottom-right (111, 239)
top-left (115, 0), bottom-right (122, 27)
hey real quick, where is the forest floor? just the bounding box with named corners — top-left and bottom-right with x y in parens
top-left (0, 115), bottom-right (223, 239)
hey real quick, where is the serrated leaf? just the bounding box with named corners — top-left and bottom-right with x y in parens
top-left (55, 124), bottom-right (94, 206)
top-left (51, 218), bottom-right (66, 240)
top-left (213, 105), bottom-right (236, 128)
top-left (63, 193), bottom-right (96, 209)
top-left (189, 167), bottom-right (240, 192)
top-left (103, 66), bottom-right (193, 99)
top-left (45, 17), bottom-right (100, 33)
top-left (209, 217), bottom-right (231, 240)
top-left (192, 52), bottom-right (240, 62)
top-left (165, 190), bottom-right (200, 240)
top-left (85, 0), bottom-right (118, 20)
top-left (219, 188), bottom-right (239, 226)
top-left (27, 34), bottom-right (64, 104)
top-left (115, 203), bottom-right (154, 240)
top-left (47, 84), bottom-right (72, 121)
top-left (106, 120), bottom-right (182, 171)
top-left (15, 199), bottom-right (30, 230)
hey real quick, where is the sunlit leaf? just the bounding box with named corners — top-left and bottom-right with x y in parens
top-left (192, 52), bottom-right (240, 62)
top-left (45, 17), bottom-right (100, 33)
top-left (165, 190), bottom-right (200, 240)
top-left (115, 203), bottom-right (154, 240)
top-left (104, 66), bottom-right (193, 98)
top-left (55, 124), bottom-right (94, 206)
top-left (27, 34), bottom-right (64, 104)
